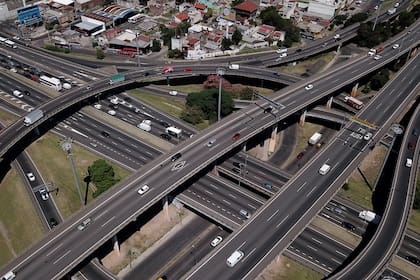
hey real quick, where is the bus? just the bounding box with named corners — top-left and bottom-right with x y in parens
top-left (39, 75), bottom-right (62, 91)
top-left (4, 40), bottom-right (17, 49)
top-left (128, 13), bottom-right (144, 24)
top-left (344, 96), bottom-right (363, 110)
top-left (0, 36), bottom-right (7, 44)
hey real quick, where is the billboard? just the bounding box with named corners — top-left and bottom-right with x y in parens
top-left (17, 5), bottom-right (42, 26)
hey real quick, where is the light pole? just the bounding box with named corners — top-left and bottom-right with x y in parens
top-left (61, 137), bottom-right (84, 207)
top-left (135, 31), bottom-right (141, 67)
top-left (216, 67), bottom-right (226, 122)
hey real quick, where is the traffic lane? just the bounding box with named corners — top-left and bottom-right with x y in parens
top-left (337, 109), bottom-right (420, 279)
top-left (186, 128), bottom-right (364, 279)
top-left (398, 235), bottom-right (420, 260)
top-left (124, 215), bottom-right (213, 279)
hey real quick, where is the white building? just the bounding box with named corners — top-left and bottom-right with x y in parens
top-left (307, 0), bottom-right (344, 20)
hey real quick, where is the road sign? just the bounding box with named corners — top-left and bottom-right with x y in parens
top-left (350, 116), bottom-right (378, 129)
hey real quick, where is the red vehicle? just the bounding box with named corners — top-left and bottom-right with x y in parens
top-left (232, 133), bottom-right (241, 141)
top-left (162, 66), bottom-right (174, 73)
top-left (344, 96), bottom-right (364, 110)
top-left (375, 45), bottom-right (384, 54)
top-left (296, 152), bottom-right (304, 159)
top-left (184, 68), bottom-right (192, 72)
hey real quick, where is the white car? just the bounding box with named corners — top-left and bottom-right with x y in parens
top-left (305, 84), bottom-right (314, 90)
top-left (26, 172), bottom-right (35, 182)
top-left (39, 187), bottom-right (49, 201)
top-left (333, 34), bottom-right (341, 40)
top-left (368, 49), bottom-right (376, 56)
top-left (406, 158), bottom-right (413, 168)
top-left (137, 185), bottom-right (150, 195)
top-left (107, 110), bottom-right (116, 116)
top-left (207, 138), bottom-right (217, 147)
top-left (77, 218), bottom-right (91, 231)
top-left (210, 236), bottom-right (223, 247)
top-left (279, 53), bottom-right (287, 58)
top-left (374, 5), bottom-right (379, 10)
top-left (394, 2), bottom-right (399, 8)
top-left (94, 104), bottom-right (102, 110)
top-left (169, 90), bottom-right (178, 96)
top-left (392, 43), bottom-right (399, 49)
top-left (373, 54), bottom-right (382, 60)
top-left (363, 132), bottom-right (373, 141)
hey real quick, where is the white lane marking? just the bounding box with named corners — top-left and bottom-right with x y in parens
top-left (46, 243), bottom-right (63, 257)
top-left (306, 187), bottom-right (316, 197)
top-left (307, 245), bottom-right (318, 252)
top-left (335, 250), bottom-right (347, 257)
top-left (95, 209), bottom-right (109, 220)
top-left (53, 250), bottom-right (71, 264)
top-left (229, 194), bottom-right (237, 199)
top-left (276, 215), bottom-right (289, 228)
top-left (242, 248), bottom-right (256, 263)
top-left (331, 258), bottom-right (341, 264)
top-left (247, 204), bottom-right (257, 210)
top-left (204, 190), bottom-right (213, 195)
top-left (267, 209), bottom-right (279, 222)
top-left (210, 184), bottom-right (219, 190)
top-left (222, 199), bottom-right (231, 205)
top-left (297, 182), bottom-right (307, 192)
top-left (238, 241), bottom-right (247, 250)
top-left (101, 216), bottom-right (115, 228)
top-left (311, 238), bottom-right (322, 244)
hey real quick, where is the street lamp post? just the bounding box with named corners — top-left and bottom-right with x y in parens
top-left (216, 67), bottom-right (226, 122)
top-left (135, 32), bottom-right (141, 67)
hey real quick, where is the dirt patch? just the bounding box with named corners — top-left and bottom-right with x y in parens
top-left (101, 205), bottom-right (190, 274)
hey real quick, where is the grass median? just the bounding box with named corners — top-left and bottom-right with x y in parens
top-left (258, 255), bottom-right (323, 280)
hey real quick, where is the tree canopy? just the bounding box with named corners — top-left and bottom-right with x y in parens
top-left (88, 159), bottom-right (120, 198)
top-left (259, 7), bottom-right (301, 44)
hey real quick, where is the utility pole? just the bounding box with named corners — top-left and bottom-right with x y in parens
top-left (135, 31), bottom-right (141, 67)
top-left (62, 137), bottom-right (84, 207)
top-left (217, 67), bottom-right (226, 122)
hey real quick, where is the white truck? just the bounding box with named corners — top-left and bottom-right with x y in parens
top-left (387, 8), bottom-right (396, 15)
top-left (137, 120), bottom-right (151, 132)
top-left (309, 132), bottom-right (322, 145)
top-left (358, 210), bottom-right (381, 224)
top-left (24, 109), bottom-right (44, 126)
top-left (165, 126), bottom-right (182, 138)
top-left (228, 64), bottom-right (239, 70)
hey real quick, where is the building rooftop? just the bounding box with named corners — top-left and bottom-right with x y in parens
top-left (233, 0), bottom-right (258, 13)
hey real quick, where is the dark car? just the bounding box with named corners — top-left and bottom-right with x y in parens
top-left (123, 97), bottom-right (132, 102)
top-left (110, 104), bottom-right (118, 110)
top-left (24, 90), bottom-right (30, 96)
top-left (160, 133), bottom-right (172, 141)
top-left (144, 72), bottom-right (149, 76)
top-left (49, 218), bottom-right (58, 228)
top-left (405, 255), bottom-right (419, 265)
top-left (296, 48), bottom-right (302, 53)
top-left (342, 221), bottom-right (356, 231)
top-left (232, 133), bottom-right (241, 141)
top-left (171, 152), bottom-right (182, 162)
top-left (101, 131), bottom-right (110, 137)
top-left (263, 107), bottom-right (273, 113)
top-left (412, 128), bottom-right (419, 136)
top-left (408, 142), bottom-right (415, 150)
top-left (296, 152), bottom-right (304, 159)
top-left (261, 182), bottom-right (273, 190)
top-left (160, 121), bottom-right (171, 128)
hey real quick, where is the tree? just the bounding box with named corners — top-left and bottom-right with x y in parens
top-left (232, 0), bottom-right (244, 6)
top-left (177, 22), bottom-right (191, 35)
top-left (88, 159), bottom-right (120, 197)
top-left (259, 7), bottom-right (300, 44)
top-left (239, 87), bottom-right (254, 100)
top-left (168, 49), bottom-right (184, 58)
top-left (180, 105), bottom-right (203, 124)
top-left (398, 11), bottom-right (415, 28)
top-left (370, 69), bottom-right (389, 90)
top-left (414, 183), bottom-right (420, 209)
top-left (96, 48), bottom-right (105, 59)
top-left (344, 13), bottom-right (368, 27)
top-left (221, 38), bottom-right (232, 51)
top-left (334, 14), bottom-right (348, 26)
top-left (231, 28), bottom-right (242, 45)
top-left (151, 39), bottom-right (161, 52)
top-left (160, 25), bottom-right (175, 47)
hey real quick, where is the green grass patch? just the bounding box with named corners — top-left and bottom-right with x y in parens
top-left (0, 109), bottom-right (18, 126)
top-left (293, 123), bottom-right (324, 157)
top-left (26, 133), bottom-right (130, 218)
top-left (276, 52), bottom-right (336, 75)
top-left (408, 209), bottom-right (420, 233)
top-left (237, 47), bottom-right (272, 55)
top-left (339, 146), bottom-right (387, 209)
top-left (0, 168), bottom-right (44, 267)
top-left (259, 256), bottom-right (323, 280)
top-left (129, 89), bottom-right (186, 118)
top-left (155, 84), bottom-right (204, 93)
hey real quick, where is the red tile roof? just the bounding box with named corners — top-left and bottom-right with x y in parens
top-left (234, 0), bottom-right (258, 13)
top-left (194, 3), bottom-right (206, 10)
top-left (175, 12), bottom-right (189, 21)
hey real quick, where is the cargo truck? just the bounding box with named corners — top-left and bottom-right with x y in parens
top-left (109, 74), bottom-right (125, 85)
top-left (344, 96), bottom-right (364, 110)
top-left (165, 126), bottom-right (182, 138)
top-left (358, 210), bottom-right (381, 224)
top-left (137, 120), bottom-right (151, 132)
top-left (309, 132), bottom-right (322, 145)
top-left (387, 8), bottom-right (396, 15)
top-left (24, 109), bottom-right (44, 126)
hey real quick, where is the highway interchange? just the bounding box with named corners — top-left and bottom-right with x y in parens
top-left (0, 15), bottom-right (419, 280)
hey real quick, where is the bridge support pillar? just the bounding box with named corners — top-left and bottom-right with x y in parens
top-left (260, 137), bottom-right (270, 161)
top-left (163, 196), bottom-right (170, 222)
top-left (326, 97), bottom-right (333, 109)
top-left (351, 83), bottom-right (359, 97)
top-left (112, 235), bottom-right (120, 256)
top-left (299, 110), bottom-right (307, 126)
top-left (212, 165), bottom-right (219, 175)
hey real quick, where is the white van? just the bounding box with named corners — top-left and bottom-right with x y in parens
top-left (226, 250), bottom-right (244, 267)
top-left (319, 163), bottom-right (331, 175)
top-left (228, 64), bottom-right (239, 70)
top-left (1, 271), bottom-right (16, 280)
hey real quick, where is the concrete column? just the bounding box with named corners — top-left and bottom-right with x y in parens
top-left (299, 110), bottom-right (307, 126)
top-left (351, 83), bottom-right (359, 97)
top-left (268, 126), bottom-right (278, 155)
top-left (112, 235), bottom-right (120, 256)
top-left (260, 137), bottom-right (270, 161)
top-left (326, 96), bottom-right (333, 109)
top-left (212, 165), bottom-right (219, 175)
top-left (163, 196), bottom-right (169, 222)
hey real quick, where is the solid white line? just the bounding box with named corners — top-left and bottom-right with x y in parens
top-left (95, 209), bottom-right (108, 220)
top-left (46, 243), bottom-right (63, 257)
top-left (276, 215), bottom-right (289, 228)
top-left (101, 216), bottom-right (115, 228)
top-left (247, 204), bottom-right (257, 210)
top-left (307, 245), bottom-right (318, 252)
top-left (242, 248), bottom-right (256, 263)
top-left (222, 199), bottom-right (231, 205)
top-left (205, 190), bottom-right (213, 195)
top-left (53, 250), bottom-right (71, 264)
top-left (306, 187), bottom-right (316, 197)
top-left (297, 182), bottom-right (307, 192)
top-left (311, 238), bottom-right (322, 244)
top-left (335, 250), bottom-right (346, 257)
top-left (267, 210), bottom-right (279, 222)
top-left (331, 257), bottom-right (341, 264)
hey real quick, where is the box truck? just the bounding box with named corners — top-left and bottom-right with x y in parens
top-left (358, 210), bottom-right (381, 224)
top-left (137, 120), bottom-right (151, 132)
top-left (165, 126), bottom-right (182, 138)
top-left (109, 74), bottom-right (125, 85)
top-left (309, 132), bottom-right (322, 145)
top-left (24, 109), bottom-right (44, 126)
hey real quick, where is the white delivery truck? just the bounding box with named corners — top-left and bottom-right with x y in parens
top-left (228, 64), bottom-right (239, 70)
top-left (309, 132), bottom-right (322, 145)
top-left (137, 120), bottom-right (151, 132)
top-left (24, 109), bottom-right (44, 126)
top-left (358, 210), bottom-right (381, 224)
top-left (165, 126), bottom-right (182, 138)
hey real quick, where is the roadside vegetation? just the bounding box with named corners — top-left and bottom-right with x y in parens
top-left (258, 256), bottom-right (323, 280)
